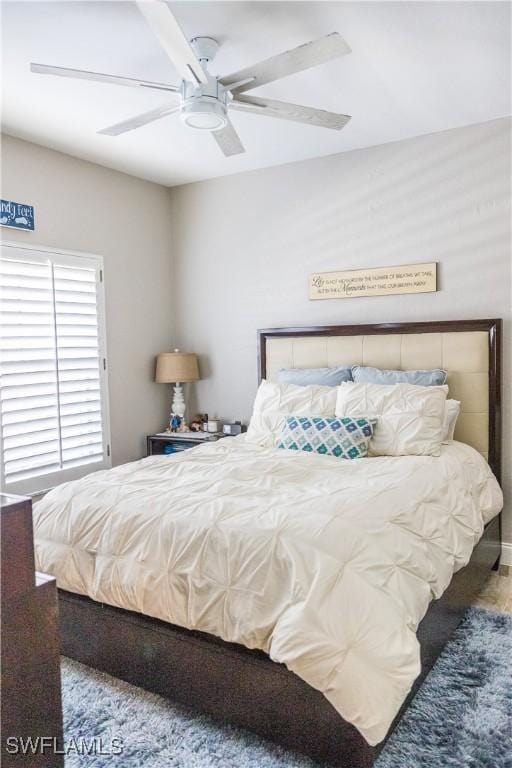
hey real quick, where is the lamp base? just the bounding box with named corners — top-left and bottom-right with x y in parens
top-left (171, 382), bottom-right (186, 421)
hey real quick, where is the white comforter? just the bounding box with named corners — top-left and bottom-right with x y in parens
top-left (33, 436), bottom-right (502, 745)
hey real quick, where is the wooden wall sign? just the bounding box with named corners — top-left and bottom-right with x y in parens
top-left (309, 262), bottom-right (437, 300)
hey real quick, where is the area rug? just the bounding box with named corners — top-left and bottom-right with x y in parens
top-left (61, 607), bottom-right (512, 767)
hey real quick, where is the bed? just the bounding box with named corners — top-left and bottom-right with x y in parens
top-left (33, 318), bottom-right (503, 767)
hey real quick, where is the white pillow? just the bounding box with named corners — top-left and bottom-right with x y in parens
top-left (246, 379), bottom-right (337, 447)
top-left (335, 382), bottom-right (448, 457)
top-left (442, 399), bottom-right (461, 443)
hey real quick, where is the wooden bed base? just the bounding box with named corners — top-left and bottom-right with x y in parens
top-left (58, 515), bottom-right (500, 768)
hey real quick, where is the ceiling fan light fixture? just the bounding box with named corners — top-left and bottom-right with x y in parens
top-left (181, 98), bottom-right (227, 131)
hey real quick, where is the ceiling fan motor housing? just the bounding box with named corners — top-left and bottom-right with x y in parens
top-left (180, 74), bottom-right (230, 131)
top-left (190, 36), bottom-right (219, 64)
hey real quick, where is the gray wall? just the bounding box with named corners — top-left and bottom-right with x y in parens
top-left (1, 134), bottom-right (175, 466)
top-left (171, 118), bottom-right (512, 542)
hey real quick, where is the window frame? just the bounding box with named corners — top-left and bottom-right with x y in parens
top-left (0, 241), bottom-right (112, 495)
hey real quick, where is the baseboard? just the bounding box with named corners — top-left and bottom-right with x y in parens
top-left (501, 542), bottom-right (512, 567)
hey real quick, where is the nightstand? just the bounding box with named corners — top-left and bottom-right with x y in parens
top-left (147, 432), bottom-right (227, 457)
top-left (1, 494), bottom-right (64, 768)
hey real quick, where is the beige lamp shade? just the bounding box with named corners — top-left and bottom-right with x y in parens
top-left (155, 350), bottom-right (200, 383)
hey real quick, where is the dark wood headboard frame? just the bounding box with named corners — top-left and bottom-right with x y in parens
top-left (258, 318), bottom-right (502, 483)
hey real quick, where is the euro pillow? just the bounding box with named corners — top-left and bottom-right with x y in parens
top-left (278, 416), bottom-right (376, 459)
top-left (352, 365), bottom-right (447, 387)
top-left (278, 366), bottom-right (352, 387)
top-left (246, 379), bottom-right (337, 448)
top-left (442, 399), bottom-right (461, 443)
top-left (335, 382), bottom-right (448, 457)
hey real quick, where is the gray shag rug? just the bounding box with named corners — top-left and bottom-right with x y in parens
top-left (62, 608), bottom-right (512, 767)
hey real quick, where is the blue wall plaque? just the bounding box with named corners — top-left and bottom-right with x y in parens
top-left (0, 200), bottom-right (35, 231)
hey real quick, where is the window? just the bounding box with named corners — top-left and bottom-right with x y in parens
top-left (0, 244), bottom-right (111, 495)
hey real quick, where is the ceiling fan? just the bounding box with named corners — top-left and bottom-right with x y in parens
top-left (30, 0), bottom-right (352, 157)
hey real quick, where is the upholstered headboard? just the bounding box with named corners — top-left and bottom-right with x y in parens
top-left (258, 319), bottom-right (501, 480)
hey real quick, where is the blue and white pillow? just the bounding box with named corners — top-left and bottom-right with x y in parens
top-left (278, 416), bottom-right (376, 460)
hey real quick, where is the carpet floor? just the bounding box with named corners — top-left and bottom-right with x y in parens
top-left (62, 608), bottom-right (512, 767)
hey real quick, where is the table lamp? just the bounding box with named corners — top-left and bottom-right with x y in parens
top-left (155, 349), bottom-right (200, 426)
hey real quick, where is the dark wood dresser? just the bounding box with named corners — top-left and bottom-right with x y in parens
top-left (1, 494), bottom-right (64, 767)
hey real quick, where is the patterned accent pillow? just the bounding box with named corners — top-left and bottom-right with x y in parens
top-left (277, 416), bottom-right (376, 460)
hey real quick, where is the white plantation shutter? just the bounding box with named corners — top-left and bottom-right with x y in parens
top-left (0, 245), bottom-right (111, 494)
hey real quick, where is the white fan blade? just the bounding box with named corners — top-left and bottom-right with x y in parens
top-left (231, 94), bottom-right (351, 131)
top-left (212, 120), bottom-right (245, 157)
top-left (136, 1), bottom-right (207, 85)
top-left (219, 32), bottom-right (351, 93)
top-left (98, 103), bottom-right (181, 136)
top-left (30, 63), bottom-right (180, 92)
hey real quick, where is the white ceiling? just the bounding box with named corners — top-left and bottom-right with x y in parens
top-left (2, 1), bottom-right (510, 187)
